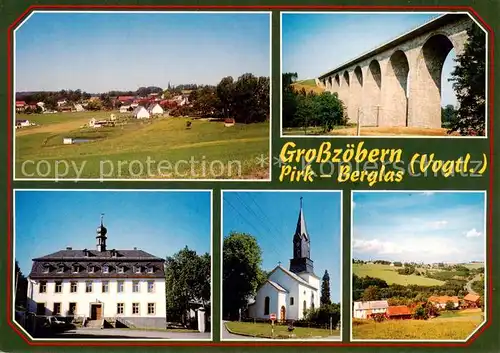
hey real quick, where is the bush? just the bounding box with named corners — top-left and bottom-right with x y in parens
top-left (301, 304), bottom-right (340, 328)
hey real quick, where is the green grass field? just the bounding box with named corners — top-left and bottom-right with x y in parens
top-left (295, 79), bottom-right (317, 86)
top-left (352, 264), bottom-right (445, 286)
top-left (225, 321), bottom-right (340, 339)
top-left (352, 309), bottom-right (483, 340)
top-left (15, 111), bottom-right (269, 179)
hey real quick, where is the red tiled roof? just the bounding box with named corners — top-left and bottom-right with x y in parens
top-left (386, 305), bottom-right (412, 316)
top-left (118, 96), bottom-right (135, 101)
top-left (428, 295), bottom-right (459, 304)
top-left (464, 293), bottom-right (480, 302)
top-left (16, 101), bottom-right (26, 106)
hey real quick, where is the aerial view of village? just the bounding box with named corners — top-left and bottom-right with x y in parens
top-left (222, 191), bottom-right (341, 340)
top-left (14, 12), bottom-right (270, 180)
top-left (14, 190), bottom-right (212, 340)
top-left (281, 13), bottom-right (486, 137)
top-left (351, 191), bottom-right (486, 341)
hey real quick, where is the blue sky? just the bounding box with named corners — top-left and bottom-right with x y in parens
top-left (282, 13), bottom-right (458, 107)
top-left (15, 190), bottom-right (211, 275)
top-left (223, 191), bottom-right (341, 303)
top-left (15, 12), bottom-right (270, 92)
top-left (352, 192), bottom-right (486, 264)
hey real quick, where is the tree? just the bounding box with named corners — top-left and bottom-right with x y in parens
top-left (320, 270), bottom-right (331, 306)
top-left (361, 285), bottom-right (380, 301)
top-left (448, 24), bottom-right (486, 136)
top-left (232, 73), bottom-right (269, 123)
top-left (445, 300), bottom-right (455, 311)
top-left (441, 104), bottom-right (457, 127)
top-left (165, 247), bottom-right (211, 324)
top-left (15, 261), bottom-right (28, 310)
top-left (223, 232), bottom-right (264, 320)
top-left (216, 76), bottom-right (234, 118)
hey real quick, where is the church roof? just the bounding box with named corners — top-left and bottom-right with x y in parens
top-left (295, 197), bottom-right (309, 240)
top-left (267, 280), bottom-right (288, 293)
top-left (270, 264), bottom-right (318, 290)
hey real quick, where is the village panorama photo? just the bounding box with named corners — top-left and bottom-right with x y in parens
top-left (221, 190), bottom-right (342, 341)
top-left (13, 11), bottom-right (271, 180)
top-left (351, 191), bottom-right (486, 341)
top-left (12, 189), bottom-right (212, 341)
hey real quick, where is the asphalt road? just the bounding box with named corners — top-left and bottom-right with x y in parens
top-left (55, 328), bottom-right (211, 340)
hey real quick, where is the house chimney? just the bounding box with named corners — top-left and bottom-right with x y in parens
top-left (66, 247), bottom-right (72, 250)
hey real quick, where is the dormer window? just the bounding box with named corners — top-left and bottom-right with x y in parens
top-left (42, 265), bottom-right (50, 274)
top-left (134, 266), bottom-right (141, 274)
top-left (72, 265), bottom-right (80, 273)
top-left (118, 266), bottom-right (125, 274)
top-left (83, 249), bottom-right (89, 257)
top-left (103, 265), bottom-right (109, 274)
top-left (88, 266), bottom-right (95, 273)
top-left (111, 249), bottom-right (118, 258)
top-left (147, 267), bottom-right (154, 274)
top-left (57, 265), bottom-right (64, 273)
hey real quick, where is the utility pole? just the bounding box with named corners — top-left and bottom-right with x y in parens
top-left (356, 107), bottom-right (361, 136)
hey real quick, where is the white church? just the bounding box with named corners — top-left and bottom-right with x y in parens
top-left (248, 198), bottom-right (320, 321)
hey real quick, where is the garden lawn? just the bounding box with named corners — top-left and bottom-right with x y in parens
top-left (225, 321), bottom-right (339, 339)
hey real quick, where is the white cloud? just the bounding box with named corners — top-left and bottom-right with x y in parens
top-left (353, 239), bottom-right (402, 255)
top-left (465, 228), bottom-right (482, 238)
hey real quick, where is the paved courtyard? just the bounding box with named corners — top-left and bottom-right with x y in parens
top-left (55, 328), bottom-right (211, 339)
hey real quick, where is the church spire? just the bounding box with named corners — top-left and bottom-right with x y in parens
top-left (290, 197), bottom-right (314, 274)
top-left (96, 213), bottom-right (107, 252)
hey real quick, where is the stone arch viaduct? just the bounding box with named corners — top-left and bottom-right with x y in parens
top-left (316, 14), bottom-right (476, 129)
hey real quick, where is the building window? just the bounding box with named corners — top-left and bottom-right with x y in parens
top-left (72, 265), bottom-right (79, 273)
top-left (70, 281), bottom-right (77, 293)
top-left (36, 303), bottom-right (45, 315)
top-left (134, 266), bottom-right (141, 274)
top-left (147, 281), bottom-right (154, 293)
top-left (117, 281), bottom-right (124, 293)
top-left (57, 265), bottom-right (64, 273)
top-left (311, 293), bottom-right (315, 311)
top-left (53, 303), bottom-right (61, 315)
top-left (148, 303), bottom-right (155, 315)
top-left (88, 266), bottom-right (94, 273)
top-left (147, 267), bottom-right (154, 274)
top-left (85, 281), bottom-right (93, 293)
top-left (117, 303), bottom-right (124, 315)
top-left (132, 303), bottom-right (139, 315)
top-left (290, 297), bottom-right (294, 306)
top-left (39, 281), bottom-right (47, 293)
top-left (102, 281), bottom-right (109, 293)
top-left (55, 281), bottom-right (62, 293)
top-left (103, 265), bottom-right (109, 273)
top-left (69, 303), bottom-right (77, 315)
top-left (118, 266), bottom-right (124, 274)
top-left (42, 266), bottom-right (50, 274)
top-left (132, 281), bottom-right (140, 293)
top-left (264, 296), bottom-right (270, 315)
top-left (303, 300), bottom-right (307, 315)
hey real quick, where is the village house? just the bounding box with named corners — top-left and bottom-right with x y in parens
top-left (133, 106), bottom-right (150, 119)
top-left (248, 199), bottom-right (320, 321)
top-left (463, 293), bottom-right (481, 308)
top-left (119, 105), bottom-right (131, 113)
top-left (15, 119), bottom-right (31, 128)
top-left (385, 305), bottom-right (412, 320)
top-left (353, 300), bottom-right (389, 319)
top-left (428, 295), bottom-right (460, 309)
top-left (147, 103), bottom-right (164, 116)
top-left (26, 216), bottom-right (167, 329)
top-left (16, 101), bottom-right (26, 112)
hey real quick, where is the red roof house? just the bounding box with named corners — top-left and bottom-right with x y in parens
top-left (385, 305), bottom-right (412, 320)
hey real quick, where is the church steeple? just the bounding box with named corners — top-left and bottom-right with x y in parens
top-left (96, 213), bottom-right (107, 252)
top-left (290, 197), bottom-right (314, 274)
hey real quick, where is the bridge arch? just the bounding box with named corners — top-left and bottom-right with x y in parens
top-left (349, 66), bottom-right (364, 123)
top-left (383, 50), bottom-right (410, 127)
top-left (363, 59), bottom-right (382, 126)
top-left (326, 76), bottom-right (332, 91)
top-left (412, 33), bottom-right (455, 128)
top-left (340, 71), bottom-right (350, 113)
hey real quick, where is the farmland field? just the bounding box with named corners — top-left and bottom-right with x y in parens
top-left (15, 111), bottom-right (270, 179)
top-left (352, 309), bottom-right (483, 340)
top-left (352, 264), bottom-right (445, 286)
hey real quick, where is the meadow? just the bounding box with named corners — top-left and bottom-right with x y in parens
top-left (352, 309), bottom-right (483, 340)
top-left (225, 321), bottom-right (340, 339)
top-left (15, 111), bottom-right (270, 179)
top-left (352, 263), bottom-right (445, 286)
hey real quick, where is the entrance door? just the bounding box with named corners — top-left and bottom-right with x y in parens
top-left (36, 303), bottom-right (45, 315)
top-left (91, 304), bottom-right (102, 320)
top-left (280, 305), bottom-right (286, 322)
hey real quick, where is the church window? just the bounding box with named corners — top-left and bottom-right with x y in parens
top-left (303, 300), bottom-right (307, 315)
top-left (311, 292), bottom-right (315, 310)
top-left (264, 296), bottom-right (270, 315)
top-left (290, 297), bottom-right (294, 305)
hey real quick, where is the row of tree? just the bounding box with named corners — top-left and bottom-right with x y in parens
top-left (282, 73), bottom-right (346, 132)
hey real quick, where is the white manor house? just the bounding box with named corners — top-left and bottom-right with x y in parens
top-left (26, 216), bottom-right (166, 329)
